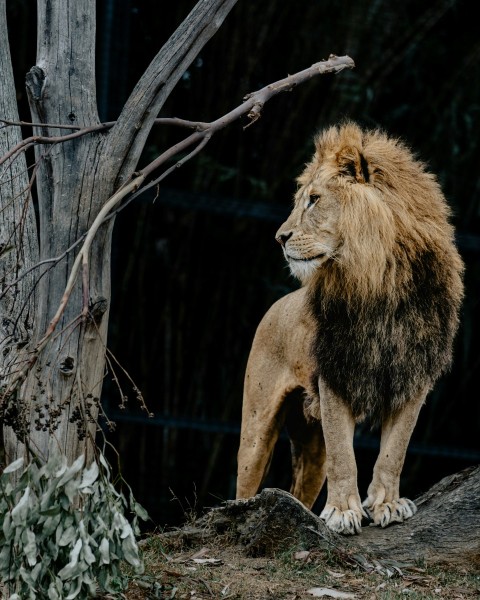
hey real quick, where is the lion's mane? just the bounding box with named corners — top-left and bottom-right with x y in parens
top-left (306, 122), bottom-right (464, 423)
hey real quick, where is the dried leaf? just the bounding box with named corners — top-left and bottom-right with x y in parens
top-left (295, 550), bottom-right (310, 560)
top-left (326, 569), bottom-right (346, 578)
top-left (190, 547), bottom-right (210, 559)
top-left (307, 588), bottom-right (356, 598)
top-left (192, 557), bottom-right (222, 565)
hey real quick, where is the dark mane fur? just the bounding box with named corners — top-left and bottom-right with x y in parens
top-left (308, 249), bottom-right (461, 425)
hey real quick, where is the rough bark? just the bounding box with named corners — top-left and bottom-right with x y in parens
top-left (177, 466), bottom-right (480, 570)
top-left (0, 0), bottom-right (39, 442)
top-left (1, 0), bottom-right (239, 464)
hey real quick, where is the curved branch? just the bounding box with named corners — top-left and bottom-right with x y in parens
top-left (105, 0), bottom-right (239, 185)
top-left (129, 55), bottom-right (355, 199)
top-left (0, 125), bottom-right (107, 167)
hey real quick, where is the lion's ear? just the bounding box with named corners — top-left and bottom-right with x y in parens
top-left (336, 145), bottom-right (370, 184)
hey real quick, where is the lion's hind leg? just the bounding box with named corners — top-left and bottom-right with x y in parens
top-left (285, 391), bottom-right (327, 510)
top-left (363, 389), bottom-right (427, 527)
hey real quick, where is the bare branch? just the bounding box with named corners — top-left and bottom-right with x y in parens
top-left (0, 118), bottom-right (212, 168)
top-left (1, 117), bottom-right (208, 132)
top-left (130, 55), bottom-right (355, 199)
top-left (0, 124), bottom-right (110, 167)
top-left (105, 0), bottom-right (239, 185)
top-left (1, 118), bottom-right (84, 131)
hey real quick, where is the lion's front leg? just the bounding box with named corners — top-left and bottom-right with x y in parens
top-left (363, 389), bottom-right (427, 527)
top-left (318, 379), bottom-right (366, 535)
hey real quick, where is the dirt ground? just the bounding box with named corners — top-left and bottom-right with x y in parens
top-left (123, 530), bottom-right (480, 600)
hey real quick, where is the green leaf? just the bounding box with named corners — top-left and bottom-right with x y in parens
top-left (27, 462), bottom-right (42, 489)
top-left (0, 542), bottom-right (11, 572)
top-left (44, 443), bottom-right (67, 478)
top-left (98, 453), bottom-right (110, 476)
top-left (122, 534), bottom-right (143, 572)
top-left (30, 561), bottom-right (43, 583)
top-left (79, 461), bottom-right (99, 489)
top-left (58, 539), bottom-right (82, 580)
top-left (64, 478), bottom-right (80, 504)
top-left (47, 581), bottom-right (61, 600)
top-left (82, 541), bottom-right (96, 566)
top-left (39, 480), bottom-right (57, 512)
top-left (64, 575), bottom-right (82, 600)
top-left (19, 563), bottom-right (36, 587)
top-left (130, 491), bottom-right (149, 521)
top-left (11, 486), bottom-right (30, 526)
top-left (42, 512), bottom-right (62, 537)
top-left (56, 454), bottom-right (85, 487)
top-left (40, 505), bottom-right (62, 517)
top-left (58, 525), bottom-right (77, 547)
top-left (2, 511), bottom-right (12, 540)
top-left (98, 537), bottom-right (110, 565)
top-left (112, 511), bottom-right (132, 539)
top-left (3, 457), bottom-right (24, 474)
top-left (22, 528), bottom-right (37, 566)
top-left (46, 538), bottom-right (59, 561)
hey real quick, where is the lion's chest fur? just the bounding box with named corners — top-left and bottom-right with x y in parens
top-left (307, 251), bottom-right (460, 424)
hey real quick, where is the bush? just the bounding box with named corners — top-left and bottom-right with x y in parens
top-left (0, 444), bottom-right (148, 599)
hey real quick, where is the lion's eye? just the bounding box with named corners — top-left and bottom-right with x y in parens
top-left (307, 194), bottom-right (320, 208)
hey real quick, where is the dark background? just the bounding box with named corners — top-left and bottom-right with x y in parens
top-left (7, 0), bottom-right (480, 528)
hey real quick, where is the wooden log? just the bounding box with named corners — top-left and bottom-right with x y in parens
top-left (185, 465), bottom-right (480, 570)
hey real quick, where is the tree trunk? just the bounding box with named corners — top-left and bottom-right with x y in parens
top-left (17, 0), bottom-right (109, 463)
top-left (1, 0), bottom-right (239, 464)
top-left (185, 465), bottom-right (480, 570)
top-left (0, 0), bottom-right (39, 447)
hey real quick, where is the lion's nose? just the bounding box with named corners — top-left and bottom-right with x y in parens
top-left (275, 230), bottom-right (293, 246)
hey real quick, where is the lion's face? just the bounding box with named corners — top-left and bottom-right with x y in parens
top-left (276, 178), bottom-right (341, 284)
top-left (275, 121), bottom-right (461, 297)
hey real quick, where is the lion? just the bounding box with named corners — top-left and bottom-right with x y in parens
top-left (236, 121), bottom-right (464, 535)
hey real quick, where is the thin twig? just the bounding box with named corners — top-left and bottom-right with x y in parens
top-left (0, 116), bottom-right (209, 136)
top-left (0, 125), bottom-right (109, 167)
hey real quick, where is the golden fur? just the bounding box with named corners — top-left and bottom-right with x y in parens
top-left (236, 121), bottom-right (464, 535)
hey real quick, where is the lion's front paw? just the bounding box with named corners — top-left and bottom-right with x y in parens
top-left (320, 504), bottom-right (364, 535)
top-left (362, 497), bottom-right (417, 528)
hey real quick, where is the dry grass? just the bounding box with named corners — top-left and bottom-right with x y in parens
top-left (123, 530), bottom-right (480, 600)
